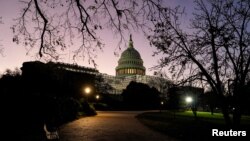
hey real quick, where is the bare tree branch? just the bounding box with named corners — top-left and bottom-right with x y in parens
top-left (34, 0), bottom-right (48, 57)
top-left (12, 0), bottom-right (166, 65)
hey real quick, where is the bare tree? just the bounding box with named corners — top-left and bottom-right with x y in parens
top-left (148, 70), bottom-right (172, 96)
top-left (12, 0), bottom-right (167, 65)
top-left (149, 0), bottom-right (250, 127)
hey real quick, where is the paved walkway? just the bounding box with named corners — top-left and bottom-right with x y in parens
top-left (59, 111), bottom-right (177, 141)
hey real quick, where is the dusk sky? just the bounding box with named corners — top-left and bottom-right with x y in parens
top-left (0, 0), bottom-right (194, 76)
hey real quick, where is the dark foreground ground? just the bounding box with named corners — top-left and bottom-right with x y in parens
top-left (136, 111), bottom-right (250, 141)
top-left (59, 111), bottom-right (178, 141)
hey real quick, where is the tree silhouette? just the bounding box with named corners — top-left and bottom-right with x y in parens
top-left (12, 0), bottom-right (167, 63)
top-left (149, 0), bottom-right (250, 127)
top-left (122, 81), bottom-right (161, 110)
top-left (167, 87), bottom-right (181, 112)
top-left (149, 70), bottom-right (172, 96)
top-left (200, 91), bottom-right (220, 115)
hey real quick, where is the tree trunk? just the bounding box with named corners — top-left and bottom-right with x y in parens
top-left (221, 106), bottom-right (232, 128)
top-left (232, 87), bottom-right (244, 129)
top-left (233, 106), bottom-right (241, 129)
top-left (210, 105), bottom-right (214, 115)
top-left (220, 94), bottom-right (232, 128)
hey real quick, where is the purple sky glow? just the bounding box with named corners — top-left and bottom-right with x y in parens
top-left (0, 0), bottom-right (194, 76)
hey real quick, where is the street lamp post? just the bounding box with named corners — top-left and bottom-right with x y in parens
top-left (185, 96), bottom-right (193, 104)
top-left (96, 95), bottom-right (100, 100)
top-left (185, 96), bottom-right (193, 111)
top-left (85, 87), bottom-right (91, 94)
top-left (160, 101), bottom-right (164, 113)
top-left (185, 96), bottom-right (197, 119)
top-left (84, 86), bottom-right (91, 102)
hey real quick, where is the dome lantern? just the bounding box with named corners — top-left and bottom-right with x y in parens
top-left (128, 34), bottom-right (133, 48)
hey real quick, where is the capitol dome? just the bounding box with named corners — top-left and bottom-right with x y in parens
top-left (116, 35), bottom-right (146, 76)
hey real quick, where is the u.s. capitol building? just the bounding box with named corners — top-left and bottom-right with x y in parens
top-left (101, 35), bottom-right (169, 94)
top-left (21, 35), bottom-right (170, 95)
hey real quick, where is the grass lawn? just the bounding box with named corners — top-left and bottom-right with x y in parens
top-left (136, 111), bottom-right (250, 140)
